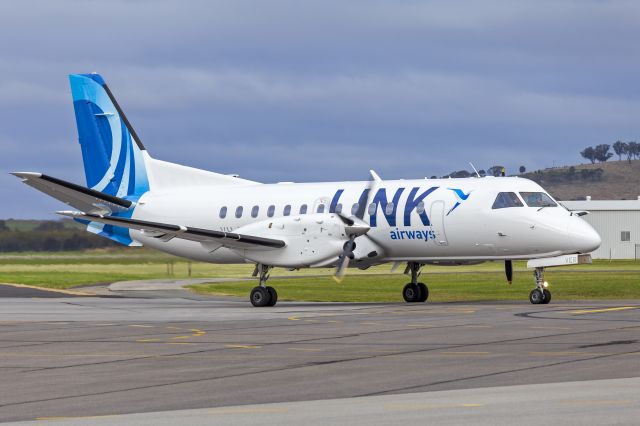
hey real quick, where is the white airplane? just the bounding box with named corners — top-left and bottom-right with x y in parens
top-left (12, 73), bottom-right (601, 307)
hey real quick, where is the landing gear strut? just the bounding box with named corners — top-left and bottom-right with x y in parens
top-left (250, 264), bottom-right (277, 307)
top-left (402, 262), bottom-right (428, 303)
top-left (529, 267), bottom-right (551, 305)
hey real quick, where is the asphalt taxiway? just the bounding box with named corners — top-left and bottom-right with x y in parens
top-left (0, 284), bottom-right (638, 424)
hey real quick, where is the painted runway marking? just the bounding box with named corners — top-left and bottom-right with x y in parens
top-left (36, 415), bottom-right (116, 421)
top-left (440, 351), bottom-right (490, 356)
top-left (530, 326), bottom-right (571, 330)
top-left (224, 344), bottom-right (261, 349)
top-left (570, 306), bottom-right (637, 315)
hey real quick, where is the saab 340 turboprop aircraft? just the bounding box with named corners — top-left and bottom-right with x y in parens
top-left (12, 73), bottom-right (602, 307)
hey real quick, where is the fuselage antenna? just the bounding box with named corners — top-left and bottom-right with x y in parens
top-left (469, 162), bottom-right (481, 178)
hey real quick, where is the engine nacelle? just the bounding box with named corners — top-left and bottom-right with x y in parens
top-left (232, 213), bottom-right (350, 268)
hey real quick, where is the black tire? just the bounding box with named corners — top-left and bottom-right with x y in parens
top-left (542, 289), bottom-right (551, 304)
top-left (403, 283), bottom-right (420, 303)
top-left (417, 283), bottom-right (429, 302)
top-left (529, 289), bottom-right (544, 304)
top-left (266, 286), bottom-right (278, 307)
top-left (250, 286), bottom-right (271, 307)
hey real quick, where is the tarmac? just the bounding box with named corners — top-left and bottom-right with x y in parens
top-left (0, 281), bottom-right (638, 424)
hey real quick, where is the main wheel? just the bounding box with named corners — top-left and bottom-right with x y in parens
top-left (266, 286), bottom-right (278, 307)
top-left (542, 289), bottom-right (551, 304)
top-left (529, 289), bottom-right (544, 304)
top-left (403, 283), bottom-right (421, 303)
top-left (250, 286), bottom-right (271, 307)
top-left (417, 283), bottom-right (429, 302)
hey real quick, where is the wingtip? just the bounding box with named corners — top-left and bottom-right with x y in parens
top-left (56, 210), bottom-right (82, 217)
top-left (10, 171), bottom-right (42, 180)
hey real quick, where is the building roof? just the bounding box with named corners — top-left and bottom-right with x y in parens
top-left (561, 200), bottom-right (640, 211)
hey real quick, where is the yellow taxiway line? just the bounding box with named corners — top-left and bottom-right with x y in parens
top-left (570, 306), bottom-right (637, 315)
top-left (0, 282), bottom-right (92, 296)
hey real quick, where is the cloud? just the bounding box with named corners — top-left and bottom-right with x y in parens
top-left (1, 0), bottom-right (639, 217)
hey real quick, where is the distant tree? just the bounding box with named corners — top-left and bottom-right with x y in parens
top-left (612, 140), bottom-right (627, 161)
top-left (629, 141), bottom-right (640, 160)
top-left (447, 170), bottom-right (472, 178)
top-left (34, 221), bottom-right (65, 232)
top-left (580, 146), bottom-right (596, 164)
top-left (487, 166), bottom-right (505, 177)
top-left (594, 144), bottom-right (613, 163)
top-left (519, 165), bottom-right (526, 173)
top-left (478, 169), bottom-right (486, 177)
top-left (430, 175), bottom-right (437, 179)
top-left (0, 220), bottom-right (7, 232)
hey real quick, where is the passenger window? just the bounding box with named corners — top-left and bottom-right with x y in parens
top-left (519, 192), bottom-right (557, 208)
top-left (300, 204), bottom-right (308, 214)
top-left (235, 206), bottom-right (243, 218)
top-left (219, 206), bottom-right (227, 219)
top-left (492, 192), bottom-right (524, 209)
top-left (351, 203), bottom-right (360, 215)
top-left (416, 201), bottom-right (425, 214)
top-left (316, 204), bottom-right (325, 213)
top-left (251, 205), bottom-right (259, 218)
top-left (267, 205), bottom-right (275, 217)
top-left (283, 205), bottom-right (291, 216)
top-left (385, 202), bottom-right (395, 216)
top-left (367, 203), bottom-right (377, 216)
top-left (335, 203), bottom-right (343, 214)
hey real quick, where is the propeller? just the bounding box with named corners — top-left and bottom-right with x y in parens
top-left (505, 260), bottom-right (513, 285)
top-left (334, 236), bottom-right (356, 282)
top-left (333, 171), bottom-right (379, 282)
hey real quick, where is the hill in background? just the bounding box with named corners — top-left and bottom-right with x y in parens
top-left (521, 159), bottom-right (640, 200)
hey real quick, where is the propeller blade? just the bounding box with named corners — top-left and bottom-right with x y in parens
top-left (333, 236), bottom-right (356, 283)
top-left (335, 170), bottom-right (381, 282)
top-left (505, 260), bottom-right (513, 284)
top-left (333, 253), bottom-right (351, 283)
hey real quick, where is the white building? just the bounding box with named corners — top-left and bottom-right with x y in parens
top-left (562, 199), bottom-right (640, 260)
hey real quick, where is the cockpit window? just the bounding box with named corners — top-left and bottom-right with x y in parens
top-left (492, 192), bottom-right (524, 209)
top-left (519, 192), bottom-right (557, 208)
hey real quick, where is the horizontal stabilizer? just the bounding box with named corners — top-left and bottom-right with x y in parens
top-left (11, 172), bottom-right (132, 214)
top-left (57, 211), bottom-right (286, 249)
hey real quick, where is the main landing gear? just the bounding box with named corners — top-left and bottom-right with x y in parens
top-left (402, 262), bottom-right (429, 303)
top-left (529, 267), bottom-right (551, 305)
top-left (250, 264), bottom-right (278, 307)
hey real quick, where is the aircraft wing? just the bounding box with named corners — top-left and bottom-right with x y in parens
top-left (57, 211), bottom-right (286, 250)
top-left (11, 172), bottom-right (132, 214)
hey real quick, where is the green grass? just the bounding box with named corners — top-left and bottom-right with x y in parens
top-left (188, 270), bottom-right (640, 302)
top-left (0, 249), bottom-right (638, 299)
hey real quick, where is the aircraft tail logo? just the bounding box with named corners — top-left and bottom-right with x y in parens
top-left (69, 73), bottom-right (150, 200)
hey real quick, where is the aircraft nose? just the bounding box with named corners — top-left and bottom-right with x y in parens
top-left (567, 217), bottom-right (601, 253)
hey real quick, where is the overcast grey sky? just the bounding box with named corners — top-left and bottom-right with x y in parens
top-left (1, 0), bottom-right (639, 218)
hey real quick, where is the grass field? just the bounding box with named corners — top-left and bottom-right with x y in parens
top-left (0, 248), bottom-right (638, 301)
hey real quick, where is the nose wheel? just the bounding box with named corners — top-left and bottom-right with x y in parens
top-left (529, 267), bottom-right (551, 304)
top-left (402, 263), bottom-right (429, 303)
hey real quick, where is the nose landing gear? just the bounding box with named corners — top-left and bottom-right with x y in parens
top-left (529, 267), bottom-right (551, 304)
top-left (250, 264), bottom-right (278, 307)
top-left (402, 262), bottom-right (429, 303)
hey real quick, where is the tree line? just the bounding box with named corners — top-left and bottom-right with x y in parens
top-left (580, 141), bottom-right (639, 164)
top-left (0, 220), bottom-right (117, 252)
top-left (440, 165), bottom-right (524, 179)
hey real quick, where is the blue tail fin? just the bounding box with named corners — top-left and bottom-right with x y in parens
top-left (69, 73), bottom-right (150, 199)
